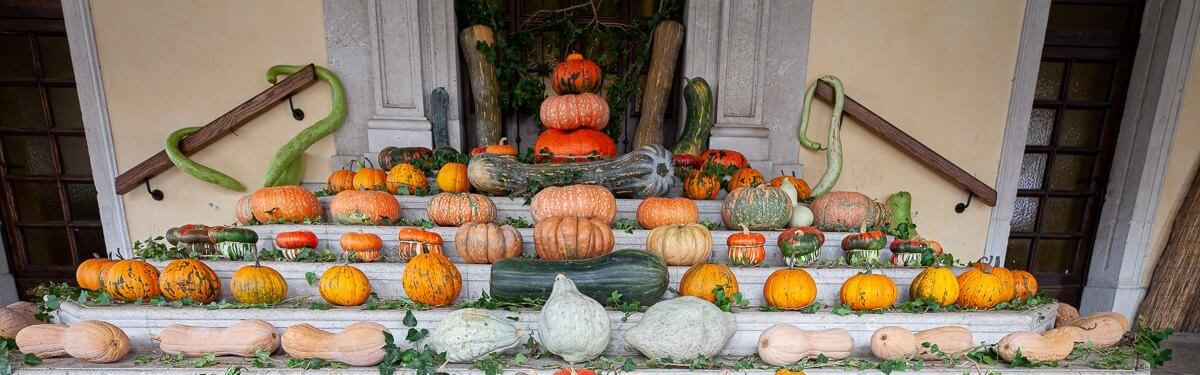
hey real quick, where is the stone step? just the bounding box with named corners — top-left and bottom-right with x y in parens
top-left (149, 260), bottom-right (964, 307)
top-left (318, 193), bottom-right (732, 224)
top-left (244, 224), bottom-right (895, 267)
top-left (54, 301), bottom-right (1057, 358)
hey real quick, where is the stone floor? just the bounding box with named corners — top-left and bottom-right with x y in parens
top-left (1156, 332), bottom-right (1200, 374)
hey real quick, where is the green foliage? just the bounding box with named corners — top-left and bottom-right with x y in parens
top-left (1069, 316), bottom-right (1175, 370)
top-left (472, 353), bottom-right (505, 375)
top-left (378, 310), bottom-right (446, 375)
top-left (134, 236), bottom-right (190, 261)
top-left (994, 290), bottom-right (1056, 310)
top-left (454, 291), bottom-right (544, 312)
top-left (250, 349), bottom-right (275, 368)
top-left (395, 217), bottom-right (436, 229)
top-left (893, 298), bottom-right (958, 313)
top-left (498, 216), bottom-right (532, 228)
top-left (363, 293), bottom-right (431, 311)
top-left (586, 355), bottom-right (638, 373)
top-left (285, 357), bottom-right (347, 370)
top-left (1008, 349), bottom-right (1059, 368)
top-left (711, 284), bottom-right (748, 313)
top-left (611, 218), bottom-right (639, 234)
top-left (606, 290), bottom-right (645, 322)
top-left (256, 247), bottom-right (337, 262)
top-left (304, 272), bottom-right (319, 286)
top-left (699, 219), bottom-right (721, 231)
top-left (311, 188), bottom-right (335, 197)
top-left (510, 169), bottom-right (585, 204)
top-left (831, 303), bottom-right (854, 316)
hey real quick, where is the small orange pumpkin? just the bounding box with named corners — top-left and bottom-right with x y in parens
top-left (551, 53), bottom-right (602, 94)
top-left (1012, 270), bottom-right (1039, 299)
top-left (397, 227), bottom-right (444, 261)
top-left (727, 225), bottom-right (766, 266)
top-left (683, 170), bottom-right (721, 200)
top-left (230, 255), bottom-right (288, 305)
top-left (678, 262), bottom-right (739, 303)
top-left (340, 232), bottom-right (383, 263)
top-left (636, 197), bottom-right (699, 229)
top-left (763, 267), bottom-right (817, 310)
top-left (436, 162), bottom-right (471, 193)
top-left (157, 259), bottom-right (221, 303)
top-left (839, 268), bottom-right (897, 311)
top-left (957, 265), bottom-right (1004, 309)
top-left (251, 186), bottom-right (322, 224)
top-left (327, 160), bottom-right (359, 193)
top-left (727, 168), bottom-right (765, 193)
top-left (352, 160), bottom-right (388, 191)
top-left (470, 137), bottom-right (519, 157)
top-left (75, 255), bottom-right (113, 291)
top-left (971, 258), bottom-right (1016, 302)
top-left (402, 253), bottom-right (462, 307)
top-left (386, 164), bottom-right (428, 195)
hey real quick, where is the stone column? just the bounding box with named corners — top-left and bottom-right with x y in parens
top-left (681, 0), bottom-right (811, 176)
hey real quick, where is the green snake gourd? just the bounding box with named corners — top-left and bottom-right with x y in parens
top-left (262, 64), bottom-right (346, 187)
top-left (797, 75), bottom-right (845, 197)
top-left (165, 127), bottom-right (245, 192)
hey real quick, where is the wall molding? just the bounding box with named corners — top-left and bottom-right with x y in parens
top-left (984, 0), bottom-right (1051, 260)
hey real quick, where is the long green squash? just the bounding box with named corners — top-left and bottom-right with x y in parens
top-left (489, 249), bottom-right (669, 305)
top-left (466, 144), bottom-right (675, 198)
top-left (672, 77), bottom-right (714, 156)
top-left (796, 76), bottom-right (845, 197)
top-left (459, 25), bottom-right (502, 147)
top-left (165, 127), bottom-right (245, 192)
top-left (262, 64), bottom-right (346, 187)
top-left (633, 20), bottom-right (684, 149)
top-left (887, 191), bottom-right (918, 239)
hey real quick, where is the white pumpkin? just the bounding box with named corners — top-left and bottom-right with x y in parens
top-left (536, 274), bottom-right (610, 363)
top-left (425, 308), bottom-right (525, 363)
top-left (779, 179), bottom-right (813, 227)
top-left (623, 296), bottom-right (736, 359)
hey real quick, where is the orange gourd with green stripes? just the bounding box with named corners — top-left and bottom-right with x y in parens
top-left (101, 259), bottom-right (161, 302)
top-left (909, 265), bottom-right (959, 307)
top-left (402, 253), bottom-right (461, 307)
top-left (158, 259), bottom-right (221, 303)
top-left (956, 266), bottom-right (1003, 309)
top-left (230, 260), bottom-right (288, 305)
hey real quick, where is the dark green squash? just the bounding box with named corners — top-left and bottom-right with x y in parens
top-left (466, 144), bottom-right (675, 198)
top-left (378, 146), bottom-right (433, 171)
top-left (889, 239), bottom-right (934, 254)
top-left (778, 227), bottom-right (823, 267)
top-left (208, 227), bottom-right (258, 244)
top-left (672, 77), bottom-right (714, 157)
top-left (489, 249), bottom-right (669, 305)
top-left (841, 230), bottom-right (886, 250)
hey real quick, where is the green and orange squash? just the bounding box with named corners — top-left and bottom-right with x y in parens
top-left (778, 227), bottom-right (824, 267)
top-left (721, 185), bottom-right (792, 230)
top-left (809, 191), bottom-right (891, 232)
top-left (672, 77), bottom-right (715, 157)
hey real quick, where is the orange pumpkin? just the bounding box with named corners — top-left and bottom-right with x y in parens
top-left (251, 186), bottom-right (322, 224)
top-left (327, 160), bottom-right (358, 193)
top-left (230, 258), bottom-right (288, 305)
top-left (1012, 270), bottom-right (1039, 299)
top-left (234, 194), bottom-right (255, 225)
top-left (75, 256), bottom-right (113, 291)
top-left (727, 168), bottom-right (765, 193)
top-left (699, 149), bottom-right (749, 169)
top-left (426, 192), bottom-right (496, 226)
top-left (839, 269), bottom-right (897, 311)
top-left (157, 259), bottom-right (221, 303)
top-left (971, 259), bottom-right (1016, 302)
top-left (397, 227), bottom-right (444, 261)
top-left (530, 185), bottom-right (616, 224)
top-left (455, 222), bottom-right (524, 264)
top-left (436, 162), bottom-right (471, 193)
top-left (319, 264), bottom-right (372, 306)
top-left (101, 259), bottom-right (161, 302)
top-left (540, 93), bottom-right (609, 131)
top-left (470, 137), bottom-right (519, 157)
top-left (330, 190), bottom-right (401, 225)
top-left (386, 164), bottom-right (428, 195)
top-left (636, 197), bottom-right (699, 229)
top-left (402, 253), bottom-right (462, 307)
top-left (683, 170), bottom-right (721, 200)
top-left (340, 232), bottom-right (383, 263)
top-left (645, 223), bottom-right (712, 266)
top-left (533, 216), bottom-right (614, 260)
top-left (957, 265), bottom-right (1004, 309)
top-left (551, 53), bottom-right (602, 94)
top-left (554, 369), bottom-right (597, 375)
top-left (678, 262), bottom-right (739, 303)
top-left (727, 226), bottom-right (766, 266)
top-left (769, 174), bottom-right (812, 201)
top-left (352, 163), bottom-right (388, 191)
top-left (763, 268), bottom-right (817, 310)
top-left (533, 129), bottom-right (617, 163)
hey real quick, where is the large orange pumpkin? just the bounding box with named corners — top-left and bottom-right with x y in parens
top-left (75, 256), bottom-right (113, 291)
top-left (533, 216), bottom-right (614, 260)
top-left (340, 232), bottom-right (383, 263)
top-left (402, 253), bottom-right (462, 307)
top-left (530, 185), bottom-right (616, 224)
top-left (426, 192), bottom-right (496, 226)
top-left (455, 222), bottom-right (524, 264)
top-left (551, 53), bottom-right (602, 94)
top-left (809, 191), bottom-right (891, 231)
top-left (329, 190), bottom-right (401, 225)
top-left (636, 197), bottom-right (699, 229)
top-left (234, 195), bottom-right (255, 225)
top-left (1012, 270), bottom-right (1039, 299)
top-left (769, 175), bottom-right (812, 201)
top-left (971, 259), bottom-right (1016, 302)
top-left (157, 259), bottom-right (221, 303)
top-left (727, 168), bottom-right (765, 193)
top-left (533, 129), bottom-right (617, 162)
top-left (956, 266), bottom-right (1003, 309)
top-left (397, 227), bottom-right (444, 261)
top-left (386, 164), bottom-right (428, 195)
top-left (763, 268), bottom-right (817, 309)
top-left (327, 161), bottom-right (357, 193)
top-left (540, 93), bottom-right (609, 131)
top-left (319, 264), bottom-right (372, 306)
top-left (679, 262), bottom-right (739, 303)
top-left (101, 259), bottom-right (161, 302)
top-left (436, 162), bottom-right (471, 193)
top-left (683, 170), bottom-right (721, 200)
top-left (251, 186), bottom-right (322, 224)
top-left (839, 269), bottom-right (897, 311)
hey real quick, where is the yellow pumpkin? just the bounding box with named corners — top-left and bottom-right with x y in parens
top-left (230, 262), bottom-right (288, 305)
top-left (839, 269), bottom-right (897, 311)
top-left (972, 259), bottom-right (1016, 302)
top-left (386, 164), bottom-right (428, 195)
top-left (909, 266), bottom-right (959, 307)
top-left (319, 264), bottom-right (372, 306)
top-left (436, 162), bottom-right (471, 193)
top-left (402, 253), bottom-right (461, 307)
top-left (678, 262), bottom-right (738, 303)
top-left (956, 266), bottom-right (1003, 309)
top-left (763, 268), bottom-right (817, 310)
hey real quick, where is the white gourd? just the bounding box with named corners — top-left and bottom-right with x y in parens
top-left (623, 296), bottom-right (736, 359)
top-left (780, 179), bottom-right (813, 227)
top-left (537, 274), bottom-right (610, 363)
top-left (426, 308), bottom-right (526, 363)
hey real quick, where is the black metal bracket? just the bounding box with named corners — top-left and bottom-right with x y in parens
top-left (955, 193), bottom-right (973, 214)
top-left (144, 178), bottom-right (163, 201)
top-left (287, 95), bottom-right (305, 121)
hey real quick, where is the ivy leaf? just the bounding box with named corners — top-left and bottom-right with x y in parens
top-left (23, 353), bottom-right (42, 366)
top-left (403, 310), bottom-right (418, 328)
top-left (305, 272), bottom-right (318, 286)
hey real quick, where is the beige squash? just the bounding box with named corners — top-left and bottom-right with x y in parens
top-left (997, 327), bottom-right (1078, 362)
top-left (16, 324), bottom-right (67, 359)
top-left (757, 324), bottom-right (853, 365)
top-left (0, 303), bottom-right (40, 339)
top-left (17, 321), bottom-right (130, 363)
top-left (870, 326), bottom-right (974, 360)
top-left (282, 322), bottom-right (388, 367)
top-left (1055, 303), bottom-right (1079, 328)
top-left (153, 320), bottom-right (280, 357)
top-left (1064, 312), bottom-right (1129, 348)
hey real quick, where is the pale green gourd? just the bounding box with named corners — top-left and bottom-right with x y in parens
top-left (425, 308), bottom-right (525, 363)
top-left (623, 296), bottom-right (736, 360)
top-left (780, 179), bottom-right (814, 227)
top-left (536, 274), bottom-right (610, 363)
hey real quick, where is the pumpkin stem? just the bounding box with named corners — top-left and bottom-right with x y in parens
top-left (740, 224), bottom-right (750, 236)
top-left (362, 157), bottom-right (375, 170)
top-left (497, 137), bottom-right (508, 146)
top-left (566, 52), bottom-right (583, 61)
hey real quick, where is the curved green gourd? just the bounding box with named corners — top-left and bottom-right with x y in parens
top-left (164, 126), bottom-right (246, 192)
top-left (262, 64), bottom-right (346, 187)
top-left (672, 77), bottom-right (715, 156)
top-left (796, 75), bottom-right (845, 197)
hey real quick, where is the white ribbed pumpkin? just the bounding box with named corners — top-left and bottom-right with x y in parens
top-left (623, 296), bottom-right (736, 359)
top-left (536, 274), bottom-right (610, 363)
top-left (426, 308), bottom-right (525, 363)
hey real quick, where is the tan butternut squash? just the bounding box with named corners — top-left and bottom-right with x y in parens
top-left (282, 322), bottom-right (387, 366)
top-left (870, 326), bottom-right (974, 360)
top-left (0, 303), bottom-right (40, 338)
top-left (7, 301), bottom-right (39, 318)
top-left (17, 321), bottom-right (130, 363)
top-left (1055, 303), bottom-right (1079, 328)
top-left (997, 327), bottom-right (1078, 362)
top-left (1064, 312), bottom-right (1129, 348)
top-left (757, 324), bottom-right (853, 366)
top-left (153, 320), bottom-right (280, 357)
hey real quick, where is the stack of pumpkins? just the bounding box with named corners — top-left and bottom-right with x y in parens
top-left (534, 54), bottom-right (617, 162)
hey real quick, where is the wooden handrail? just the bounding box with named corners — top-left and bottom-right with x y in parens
top-left (814, 80), bottom-right (998, 206)
top-left (114, 64), bottom-right (319, 195)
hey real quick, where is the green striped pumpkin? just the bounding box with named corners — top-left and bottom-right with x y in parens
top-left (721, 185), bottom-right (793, 230)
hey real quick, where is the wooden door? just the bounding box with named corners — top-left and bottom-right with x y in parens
top-left (1005, 0), bottom-right (1143, 306)
top-left (0, 1), bottom-right (104, 294)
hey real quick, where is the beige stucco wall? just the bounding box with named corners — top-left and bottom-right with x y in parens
top-left (804, 0), bottom-right (1026, 261)
top-left (91, 0), bottom-right (331, 242)
top-left (1142, 45), bottom-right (1200, 286)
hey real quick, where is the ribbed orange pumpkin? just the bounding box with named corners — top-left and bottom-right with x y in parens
top-left (157, 259), bottom-right (221, 303)
top-left (251, 186), bottom-right (322, 224)
top-left (101, 259), bottom-right (160, 302)
top-left (319, 264), bottom-right (372, 306)
top-left (426, 192), bottom-right (495, 226)
top-left (470, 137), bottom-right (519, 157)
top-left (679, 262), bottom-right (739, 303)
top-left (340, 232), bottom-right (383, 263)
top-left (230, 258), bottom-right (288, 305)
top-left (551, 53), bottom-right (602, 94)
top-left (727, 168), bottom-right (765, 193)
top-left (763, 268), bottom-right (817, 309)
top-left (436, 162), bottom-right (471, 193)
top-left (727, 226), bottom-right (766, 266)
top-left (769, 175), bottom-right (812, 201)
top-left (386, 164), bottom-right (428, 195)
top-left (636, 197), bottom-right (698, 229)
top-left (353, 165), bottom-right (388, 191)
top-left (809, 191), bottom-right (890, 231)
top-left (533, 216), bottom-right (614, 260)
top-left (956, 266), bottom-right (1003, 309)
top-left (533, 129), bottom-right (617, 162)
top-left (234, 194), bottom-right (255, 224)
top-left (683, 170), bottom-right (721, 200)
top-left (530, 185), bottom-right (616, 224)
top-left (75, 256), bottom-right (113, 291)
top-left (330, 190), bottom-right (401, 225)
top-left (327, 162), bottom-right (356, 193)
top-left (910, 265), bottom-right (959, 307)
top-left (972, 259), bottom-right (1016, 302)
top-left (402, 253), bottom-right (461, 307)
top-left (839, 269), bottom-right (897, 311)
top-left (455, 222), bottom-right (524, 264)
top-left (397, 228), bottom-right (444, 261)
top-left (1012, 270), bottom-right (1039, 299)
top-left (645, 223), bottom-right (712, 266)
top-left (540, 93), bottom-right (609, 131)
